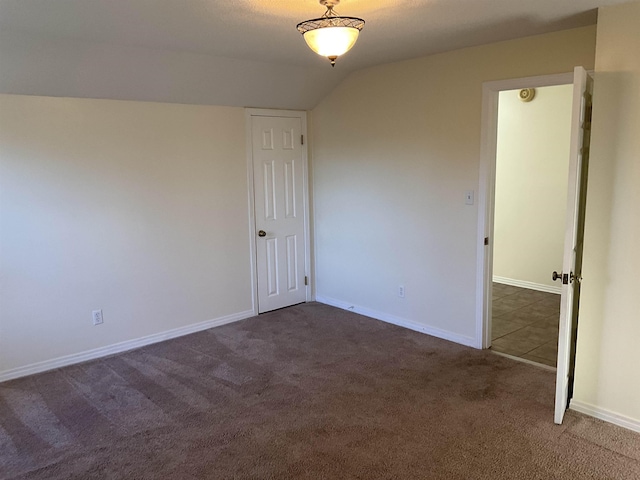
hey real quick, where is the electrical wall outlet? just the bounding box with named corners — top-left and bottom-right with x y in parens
top-left (92, 309), bottom-right (104, 325)
top-left (398, 285), bottom-right (405, 298)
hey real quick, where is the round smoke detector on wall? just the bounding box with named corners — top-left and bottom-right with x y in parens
top-left (519, 88), bottom-right (536, 102)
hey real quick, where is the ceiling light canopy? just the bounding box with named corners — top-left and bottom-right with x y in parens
top-left (297, 0), bottom-right (365, 67)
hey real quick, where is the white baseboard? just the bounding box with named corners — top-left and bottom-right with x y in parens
top-left (0, 309), bottom-right (255, 384)
top-left (570, 399), bottom-right (640, 433)
top-left (316, 295), bottom-right (476, 348)
top-left (493, 276), bottom-right (561, 295)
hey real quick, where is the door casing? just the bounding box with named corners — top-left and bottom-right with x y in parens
top-left (245, 108), bottom-right (312, 315)
top-left (475, 72), bottom-right (574, 350)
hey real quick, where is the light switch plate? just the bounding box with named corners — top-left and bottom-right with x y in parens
top-left (465, 190), bottom-right (474, 205)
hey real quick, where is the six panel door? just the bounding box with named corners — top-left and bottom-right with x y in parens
top-left (252, 115), bottom-right (306, 313)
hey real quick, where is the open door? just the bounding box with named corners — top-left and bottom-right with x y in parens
top-left (554, 67), bottom-right (593, 424)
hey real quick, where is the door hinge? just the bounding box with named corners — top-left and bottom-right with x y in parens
top-left (304, 276), bottom-right (308, 286)
top-left (584, 105), bottom-right (593, 129)
top-left (484, 237), bottom-right (489, 246)
top-left (301, 135), bottom-right (304, 145)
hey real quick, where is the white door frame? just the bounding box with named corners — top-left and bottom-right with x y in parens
top-left (245, 108), bottom-right (312, 315)
top-left (475, 72), bottom-right (574, 349)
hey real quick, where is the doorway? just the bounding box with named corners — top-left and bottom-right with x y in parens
top-left (245, 109), bottom-right (311, 314)
top-left (490, 84), bottom-right (574, 367)
top-left (476, 68), bottom-right (593, 424)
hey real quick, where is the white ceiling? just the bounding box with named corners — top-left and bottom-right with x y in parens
top-left (0, 0), bottom-right (628, 108)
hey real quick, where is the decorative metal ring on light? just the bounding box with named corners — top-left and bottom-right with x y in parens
top-left (297, 0), bottom-right (365, 67)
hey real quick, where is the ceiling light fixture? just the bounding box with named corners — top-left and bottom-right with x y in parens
top-left (296, 0), bottom-right (365, 67)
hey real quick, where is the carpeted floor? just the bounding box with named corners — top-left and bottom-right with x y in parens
top-left (1, 303), bottom-right (639, 479)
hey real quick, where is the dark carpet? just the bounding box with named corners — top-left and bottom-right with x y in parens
top-left (1, 302), bottom-right (639, 479)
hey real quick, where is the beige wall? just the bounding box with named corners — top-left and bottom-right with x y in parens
top-left (312, 26), bottom-right (596, 344)
top-left (0, 95), bottom-right (252, 376)
top-left (494, 85), bottom-right (573, 291)
top-left (573, 1), bottom-right (640, 426)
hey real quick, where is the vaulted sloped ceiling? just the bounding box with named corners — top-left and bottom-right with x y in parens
top-left (0, 0), bottom-right (628, 109)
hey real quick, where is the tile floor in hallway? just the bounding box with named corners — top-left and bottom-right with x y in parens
top-left (491, 282), bottom-right (560, 367)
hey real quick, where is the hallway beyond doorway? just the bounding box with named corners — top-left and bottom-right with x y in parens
top-left (491, 283), bottom-right (560, 367)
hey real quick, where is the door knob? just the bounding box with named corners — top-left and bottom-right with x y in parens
top-left (552, 271), bottom-right (562, 282)
top-left (258, 230), bottom-right (266, 237)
